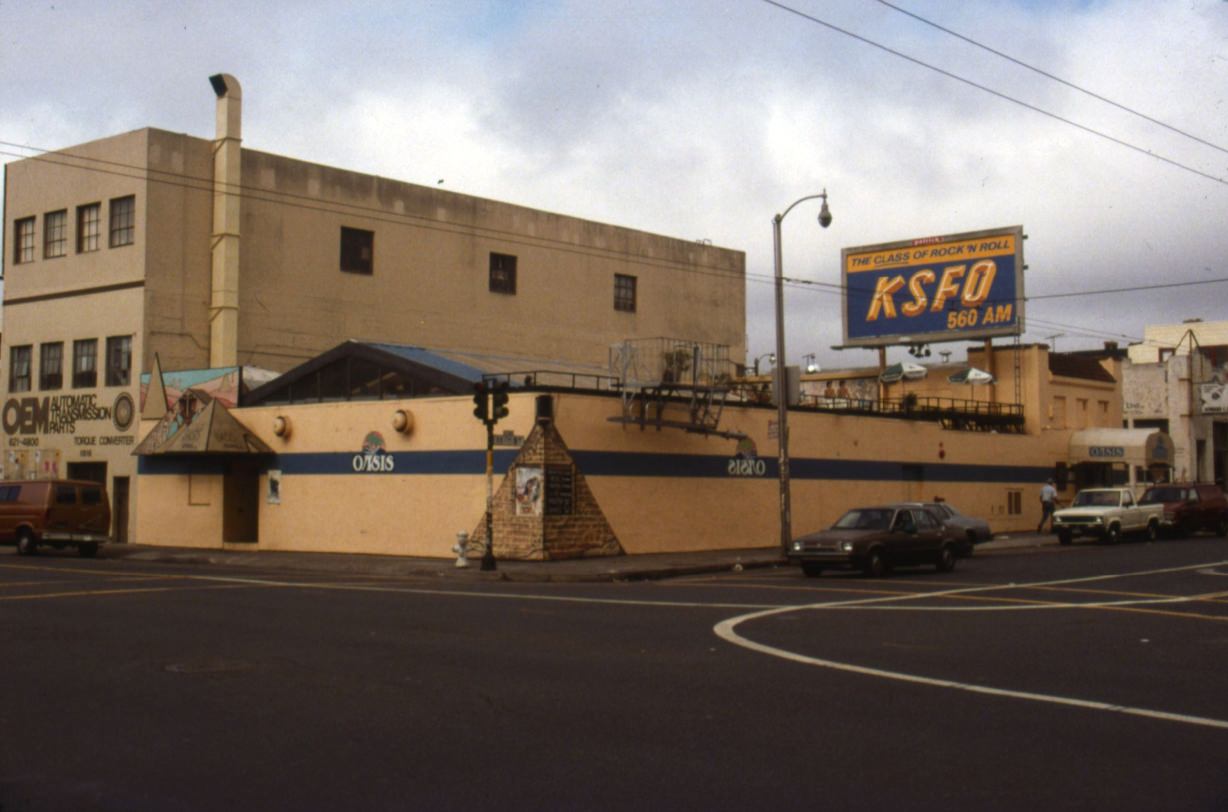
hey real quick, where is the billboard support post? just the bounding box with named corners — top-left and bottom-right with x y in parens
top-left (771, 191), bottom-right (832, 554)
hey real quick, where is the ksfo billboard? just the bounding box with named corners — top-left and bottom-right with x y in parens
top-left (841, 225), bottom-right (1025, 348)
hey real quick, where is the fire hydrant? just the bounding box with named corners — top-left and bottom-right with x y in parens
top-left (453, 531), bottom-right (470, 568)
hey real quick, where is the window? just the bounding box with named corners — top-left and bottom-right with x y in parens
top-left (14, 217), bottom-right (35, 264)
top-left (39, 342), bottom-right (64, 390)
top-left (614, 273), bottom-right (637, 313)
top-left (77, 203), bottom-right (101, 253)
top-left (109, 195), bottom-right (135, 247)
top-left (340, 227), bottom-right (374, 274)
top-left (489, 253), bottom-right (517, 295)
top-left (105, 335), bottom-right (132, 387)
top-left (55, 485), bottom-right (77, 505)
top-left (44, 210), bottom-right (67, 258)
top-left (73, 339), bottom-right (98, 388)
top-left (9, 346), bottom-right (32, 392)
top-left (1007, 490), bottom-right (1022, 515)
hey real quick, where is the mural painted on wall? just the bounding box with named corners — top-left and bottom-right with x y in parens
top-left (140, 366), bottom-right (241, 412)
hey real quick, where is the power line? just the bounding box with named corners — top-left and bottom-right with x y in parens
top-left (758, 0), bottom-right (1228, 187)
top-left (874, 0), bottom-right (1228, 157)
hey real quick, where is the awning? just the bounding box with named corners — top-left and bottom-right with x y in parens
top-left (1068, 428), bottom-right (1174, 468)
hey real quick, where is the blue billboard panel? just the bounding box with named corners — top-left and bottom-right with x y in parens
top-left (841, 226), bottom-right (1025, 348)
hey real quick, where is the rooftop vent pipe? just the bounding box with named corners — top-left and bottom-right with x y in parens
top-left (209, 74), bottom-right (242, 368)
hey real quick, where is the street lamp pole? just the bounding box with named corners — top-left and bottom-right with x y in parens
top-left (772, 190), bottom-right (832, 553)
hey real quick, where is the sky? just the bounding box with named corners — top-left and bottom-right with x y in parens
top-left (2, 0), bottom-right (1226, 372)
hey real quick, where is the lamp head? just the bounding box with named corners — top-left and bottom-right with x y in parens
top-left (817, 189), bottom-right (832, 229)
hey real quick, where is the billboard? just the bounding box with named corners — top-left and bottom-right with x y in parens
top-left (841, 225), bottom-right (1025, 348)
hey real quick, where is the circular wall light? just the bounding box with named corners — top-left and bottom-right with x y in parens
top-left (272, 415), bottom-right (292, 438)
top-left (392, 409), bottom-right (414, 434)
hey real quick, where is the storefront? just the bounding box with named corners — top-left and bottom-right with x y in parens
top-left (1067, 428), bottom-right (1175, 493)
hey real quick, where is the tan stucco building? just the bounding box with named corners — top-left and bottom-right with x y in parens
top-left (1, 76), bottom-right (746, 540)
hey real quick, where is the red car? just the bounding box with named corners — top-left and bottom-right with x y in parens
top-left (1139, 483), bottom-right (1228, 538)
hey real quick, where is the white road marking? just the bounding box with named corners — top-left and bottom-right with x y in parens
top-left (713, 559), bottom-right (1228, 731)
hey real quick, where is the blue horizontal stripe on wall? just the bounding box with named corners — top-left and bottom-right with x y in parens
top-left (569, 451), bottom-right (1050, 484)
top-left (139, 449), bottom-right (1051, 484)
top-left (139, 450), bottom-right (519, 476)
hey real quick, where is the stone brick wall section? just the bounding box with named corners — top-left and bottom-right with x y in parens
top-left (468, 418), bottom-right (623, 561)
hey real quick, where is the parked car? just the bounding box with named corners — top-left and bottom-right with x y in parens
top-left (1052, 487), bottom-right (1163, 545)
top-left (1139, 483), bottom-right (1228, 538)
top-left (901, 501), bottom-right (992, 556)
top-left (0, 479), bottom-right (111, 557)
top-left (788, 504), bottom-right (958, 578)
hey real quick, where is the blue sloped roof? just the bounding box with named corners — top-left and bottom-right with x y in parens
top-left (367, 343), bottom-right (486, 383)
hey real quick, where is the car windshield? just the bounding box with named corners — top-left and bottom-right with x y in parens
top-left (1141, 487), bottom-right (1187, 503)
top-left (1073, 491), bottom-right (1120, 507)
top-left (834, 509), bottom-right (892, 530)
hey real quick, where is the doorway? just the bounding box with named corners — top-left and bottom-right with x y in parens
top-left (112, 476), bottom-right (130, 544)
top-left (223, 460), bottom-right (260, 544)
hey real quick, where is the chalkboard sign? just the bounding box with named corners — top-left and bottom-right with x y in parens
top-left (545, 464), bottom-right (575, 516)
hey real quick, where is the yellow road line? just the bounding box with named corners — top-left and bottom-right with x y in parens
top-left (0, 583), bottom-right (262, 602)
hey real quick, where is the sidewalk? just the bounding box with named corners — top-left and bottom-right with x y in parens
top-left (101, 531), bottom-right (1059, 583)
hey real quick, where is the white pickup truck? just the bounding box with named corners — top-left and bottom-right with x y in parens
top-left (1052, 487), bottom-right (1164, 545)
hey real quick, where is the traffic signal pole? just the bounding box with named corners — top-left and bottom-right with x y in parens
top-left (472, 380), bottom-right (509, 572)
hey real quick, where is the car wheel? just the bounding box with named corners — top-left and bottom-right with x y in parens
top-left (936, 543), bottom-right (957, 573)
top-left (1144, 521), bottom-right (1158, 542)
top-left (1058, 530), bottom-right (1073, 546)
top-left (78, 543), bottom-right (99, 558)
top-left (862, 549), bottom-right (886, 578)
top-left (1105, 524), bottom-right (1121, 544)
top-left (16, 529), bottom-right (37, 556)
top-left (1217, 517), bottom-right (1228, 538)
top-left (800, 562), bottom-right (824, 578)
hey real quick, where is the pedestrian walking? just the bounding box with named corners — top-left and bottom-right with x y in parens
top-left (1038, 478), bottom-right (1060, 533)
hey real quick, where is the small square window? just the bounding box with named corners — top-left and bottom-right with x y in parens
top-left (39, 342), bottom-right (63, 390)
top-left (9, 346), bottom-right (32, 393)
top-left (614, 273), bottom-right (637, 313)
top-left (78, 203), bottom-right (101, 253)
top-left (105, 335), bottom-right (132, 387)
top-left (340, 227), bottom-right (374, 274)
top-left (14, 217), bottom-right (35, 264)
top-left (489, 253), bottom-right (517, 295)
top-left (109, 195), bottom-right (135, 247)
top-left (73, 339), bottom-right (98, 388)
top-left (44, 210), bottom-right (67, 258)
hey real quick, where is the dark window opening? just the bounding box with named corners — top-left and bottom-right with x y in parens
top-left (9, 346), bottom-right (32, 392)
top-left (340, 227), bottom-right (374, 274)
top-left (109, 196), bottom-right (135, 247)
top-left (40, 342), bottom-right (64, 390)
top-left (614, 273), bottom-right (637, 313)
top-left (14, 217), bottom-right (35, 264)
top-left (73, 339), bottom-right (98, 388)
top-left (105, 335), bottom-right (132, 387)
top-left (78, 203), bottom-right (101, 253)
top-left (44, 210), bottom-right (67, 258)
top-left (489, 253), bottom-right (517, 295)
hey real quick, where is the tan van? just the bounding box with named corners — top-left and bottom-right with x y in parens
top-left (0, 479), bottom-right (111, 557)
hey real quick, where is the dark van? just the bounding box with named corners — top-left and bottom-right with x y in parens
top-left (0, 479), bottom-right (112, 557)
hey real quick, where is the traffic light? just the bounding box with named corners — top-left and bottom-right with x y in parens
top-left (491, 381), bottom-right (510, 421)
top-left (472, 383), bottom-right (488, 422)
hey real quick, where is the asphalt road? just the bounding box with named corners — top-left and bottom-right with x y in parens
top-left (2, 537), bottom-right (1227, 810)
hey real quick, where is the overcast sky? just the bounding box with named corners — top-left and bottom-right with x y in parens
top-left (2, 0), bottom-right (1226, 370)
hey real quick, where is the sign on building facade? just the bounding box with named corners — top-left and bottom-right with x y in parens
top-left (841, 225), bottom-right (1025, 348)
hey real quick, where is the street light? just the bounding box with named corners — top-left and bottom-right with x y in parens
top-left (772, 190), bottom-right (832, 553)
top-left (752, 352), bottom-right (776, 376)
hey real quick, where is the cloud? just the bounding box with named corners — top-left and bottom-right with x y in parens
top-left (2, 0), bottom-right (1226, 365)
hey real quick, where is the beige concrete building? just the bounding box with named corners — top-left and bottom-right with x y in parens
top-left (1, 76), bottom-right (746, 540)
top-left (1124, 320), bottom-right (1228, 485)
